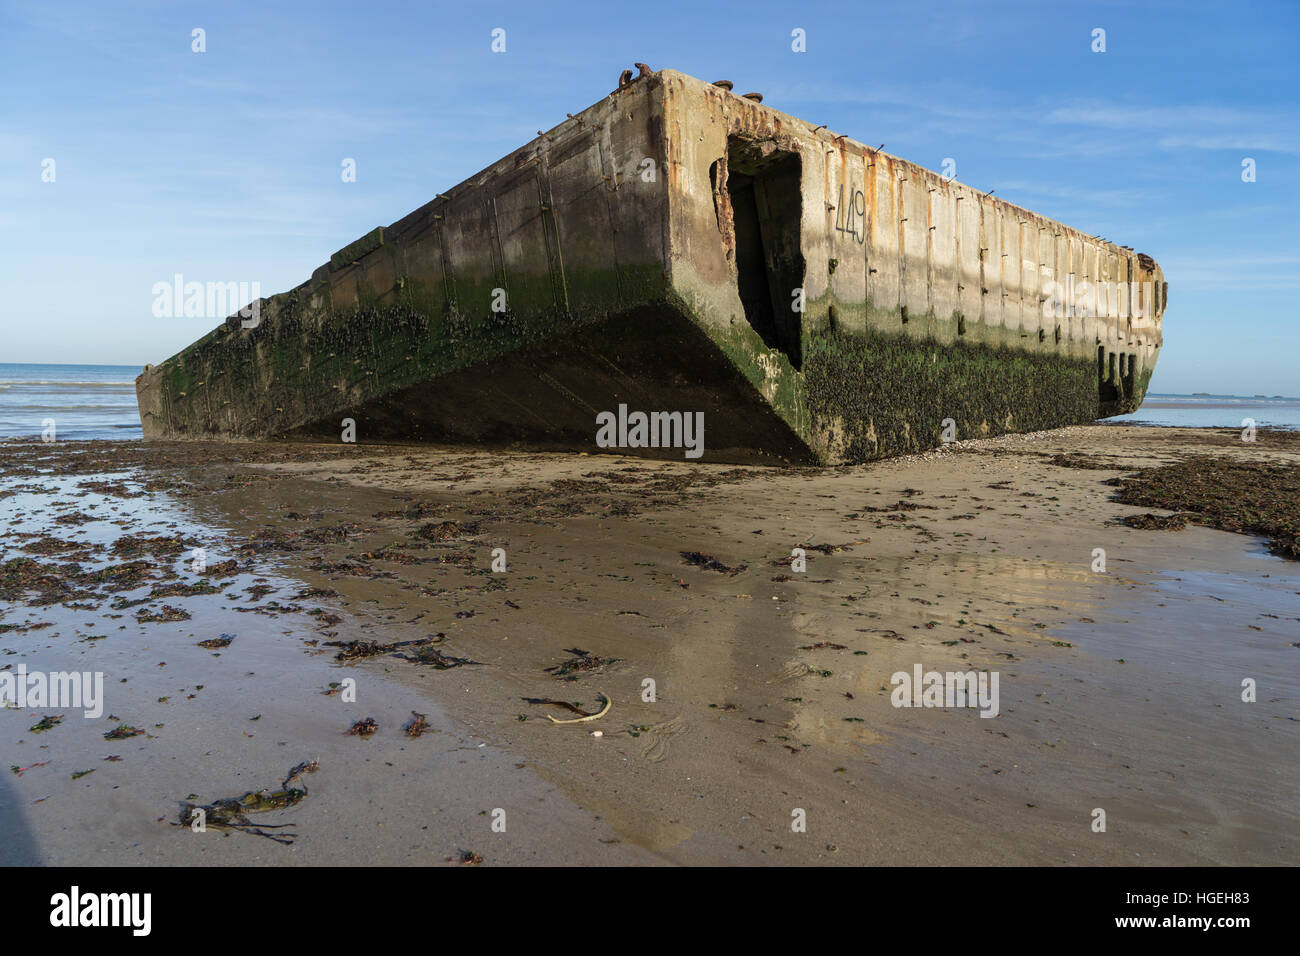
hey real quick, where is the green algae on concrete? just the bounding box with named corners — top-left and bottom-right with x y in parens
top-left (804, 326), bottom-right (1097, 462)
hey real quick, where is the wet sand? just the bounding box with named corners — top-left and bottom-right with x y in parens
top-left (1, 425), bottom-right (1297, 865)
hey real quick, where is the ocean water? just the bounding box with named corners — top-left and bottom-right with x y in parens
top-left (0, 364), bottom-right (1296, 442)
top-left (0, 363), bottom-right (143, 441)
top-left (1110, 393), bottom-right (1300, 430)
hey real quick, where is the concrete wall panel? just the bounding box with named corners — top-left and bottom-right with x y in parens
top-left (957, 189), bottom-right (982, 324)
top-left (866, 155), bottom-right (897, 317)
top-left (929, 178), bottom-right (958, 322)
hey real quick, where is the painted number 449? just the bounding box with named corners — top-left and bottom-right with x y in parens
top-left (835, 184), bottom-right (865, 245)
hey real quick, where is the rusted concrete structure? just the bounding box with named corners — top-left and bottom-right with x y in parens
top-left (137, 68), bottom-right (1165, 464)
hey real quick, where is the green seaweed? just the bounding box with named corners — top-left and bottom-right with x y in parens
top-left (803, 324), bottom-right (1098, 462)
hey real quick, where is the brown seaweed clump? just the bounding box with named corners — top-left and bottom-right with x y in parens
top-left (1112, 456), bottom-right (1300, 559)
top-left (404, 712), bottom-right (430, 737)
top-left (414, 520), bottom-right (480, 542)
top-left (402, 646), bottom-right (478, 668)
top-left (1048, 453), bottom-right (1121, 470)
top-left (136, 604), bottom-right (191, 623)
top-left (111, 533), bottom-right (192, 558)
top-left (545, 647), bottom-right (621, 681)
top-left (345, 717), bottom-right (378, 737)
top-left (1121, 512), bottom-right (1191, 531)
top-left (680, 551), bottom-right (747, 574)
top-left (325, 635), bottom-right (448, 662)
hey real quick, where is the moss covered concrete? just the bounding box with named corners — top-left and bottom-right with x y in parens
top-left (802, 325), bottom-right (1098, 463)
top-left (143, 260), bottom-right (667, 440)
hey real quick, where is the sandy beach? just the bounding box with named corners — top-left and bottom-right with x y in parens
top-left (1, 425), bottom-right (1296, 865)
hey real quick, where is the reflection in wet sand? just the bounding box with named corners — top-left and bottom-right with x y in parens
top-left (2, 424), bottom-right (1297, 864)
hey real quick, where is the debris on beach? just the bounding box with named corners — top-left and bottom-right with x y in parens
top-left (52, 510), bottom-right (96, 526)
top-left (110, 533), bottom-right (191, 558)
top-left (76, 477), bottom-right (143, 496)
top-left (325, 638), bottom-right (399, 660)
top-left (237, 529), bottom-right (303, 556)
top-left (680, 551), bottom-right (747, 574)
top-left (23, 536), bottom-right (91, 556)
top-left (114, 581), bottom-right (221, 609)
top-left (1047, 453), bottom-right (1121, 470)
top-left (1112, 456), bottom-right (1300, 558)
top-left (374, 502), bottom-right (444, 520)
top-left (10, 761), bottom-right (50, 777)
top-left (309, 559), bottom-right (396, 580)
top-left (345, 717), bottom-right (378, 737)
top-left (414, 520), bottom-right (479, 542)
top-left (402, 645), bottom-right (478, 668)
top-left (859, 628), bottom-right (904, 641)
top-left (29, 714), bottom-right (64, 734)
top-left (103, 724), bottom-right (145, 740)
top-left (355, 545), bottom-right (430, 566)
top-left (523, 696), bottom-right (601, 718)
top-left (178, 761), bottom-right (318, 845)
top-left (0, 620), bottom-right (53, 634)
top-left (199, 559), bottom-right (241, 577)
top-left (324, 635), bottom-right (449, 662)
top-left (197, 633), bottom-right (235, 648)
top-left (233, 600), bottom-right (302, 616)
top-left (403, 712), bottom-right (430, 737)
top-left (292, 585), bottom-right (338, 600)
top-left (539, 692), bottom-right (611, 725)
top-left (803, 541), bottom-right (864, 553)
top-left (282, 759), bottom-right (319, 787)
top-left (135, 604), bottom-right (191, 623)
top-left (0, 557), bottom-right (88, 605)
top-left (1121, 512), bottom-right (1191, 531)
top-left (544, 647), bottom-right (621, 680)
top-left (859, 500), bottom-right (937, 513)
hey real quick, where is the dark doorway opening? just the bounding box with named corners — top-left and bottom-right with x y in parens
top-left (1099, 346), bottom-right (1120, 406)
top-left (724, 137), bottom-right (805, 369)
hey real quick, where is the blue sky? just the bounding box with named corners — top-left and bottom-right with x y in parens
top-left (2, 0), bottom-right (1296, 394)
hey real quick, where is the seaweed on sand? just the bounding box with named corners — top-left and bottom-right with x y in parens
top-left (110, 533), bottom-right (192, 558)
top-left (0, 557), bottom-right (90, 605)
top-left (1048, 453), bottom-right (1121, 470)
top-left (680, 551), bottom-right (747, 575)
top-left (401, 645), bottom-right (479, 668)
top-left (136, 604), bottom-right (191, 623)
top-left (177, 760), bottom-right (319, 845)
top-left (544, 647), bottom-right (621, 681)
top-left (282, 759), bottom-right (319, 786)
top-left (29, 715), bottom-right (63, 734)
top-left (404, 712), bottom-right (430, 737)
top-left (414, 520), bottom-right (480, 542)
top-left (1121, 512), bottom-right (1191, 531)
top-left (1111, 456), bottom-right (1300, 559)
top-left (103, 724), bottom-right (145, 740)
top-left (345, 717), bottom-right (378, 737)
top-left (324, 635), bottom-right (447, 662)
